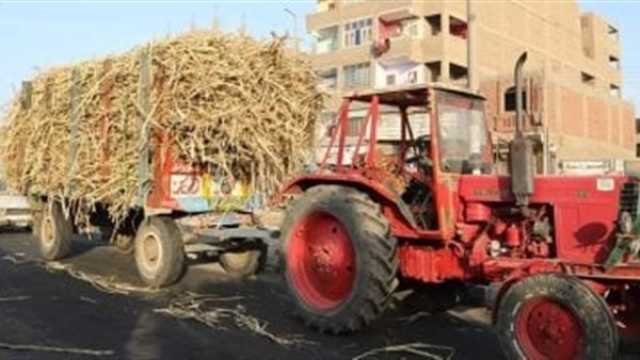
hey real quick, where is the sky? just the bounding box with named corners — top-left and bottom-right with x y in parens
top-left (0, 0), bottom-right (639, 114)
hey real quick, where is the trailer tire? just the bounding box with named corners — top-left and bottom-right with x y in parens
top-left (496, 273), bottom-right (619, 360)
top-left (39, 201), bottom-right (73, 261)
top-left (219, 245), bottom-right (265, 278)
top-left (101, 226), bottom-right (135, 255)
top-left (281, 185), bottom-right (398, 334)
top-left (134, 217), bottom-right (185, 287)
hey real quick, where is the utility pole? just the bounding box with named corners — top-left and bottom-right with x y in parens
top-left (284, 8), bottom-right (300, 51)
top-left (467, 0), bottom-right (478, 92)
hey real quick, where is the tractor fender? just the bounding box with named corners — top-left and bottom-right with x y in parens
top-left (280, 173), bottom-right (419, 232)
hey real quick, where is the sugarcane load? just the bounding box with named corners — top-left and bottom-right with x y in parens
top-left (1, 30), bottom-right (324, 285)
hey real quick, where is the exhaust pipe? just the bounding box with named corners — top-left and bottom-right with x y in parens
top-left (510, 52), bottom-right (534, 207)
top-left (514, 52), bottom-right (528, 138)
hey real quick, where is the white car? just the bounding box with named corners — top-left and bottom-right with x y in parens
top-left (0, 180), bottom-right (32, 228)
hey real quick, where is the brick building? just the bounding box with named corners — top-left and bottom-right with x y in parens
top-left (306, 0), bottom-right (636, 172)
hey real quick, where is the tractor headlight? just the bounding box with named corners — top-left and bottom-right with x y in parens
top-left (618, 211), bottom-right (634, 235)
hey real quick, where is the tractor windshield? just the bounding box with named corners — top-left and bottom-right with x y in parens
top-left (437, 91), bottom-right (488, 173)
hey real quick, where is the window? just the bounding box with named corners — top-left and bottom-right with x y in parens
top-left (450, 63), bottom-right (468, 84)
top-left (438, 94), bottom-right (488, 173)
top-left (344, 63), bottom-right (371, 88)
top-left (405, 20), bottom-right (420, 38)
top-left (347, 116), bottom-right (365, 136)
top-left (318, 0), bottom-right (336, 12)
top-left (426, 15), bottom-right (442, 36)
top-left (317, 68), bottom-right (338, 90)
top-left (386, 74), bottom-right (396, 86)
top-left (609, 56), bottom-right (620, 71)
top-left (344, 18), bottom-right (373, 48)
top-left (608, 25), bottom-right (619, 43)
top-left (449, 16), bottom-right (468, 39)
top-left (610, 84), bottom-right (621, 98)
top-left (581, 72), bottom-right (595, 86)
top-left (426, 62), bottom-right (441, 82)
top-left (504, 86), bottom-right (528, 112)
top-left (383, 19), bottom-right (421, 39)
top-left (408, 71), bottom-right (418, 84)
top-left (315, 26), bottom-right (339, 54)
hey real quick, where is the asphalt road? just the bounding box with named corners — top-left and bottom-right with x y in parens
top-left (0, 229), bottom-right (636, 360)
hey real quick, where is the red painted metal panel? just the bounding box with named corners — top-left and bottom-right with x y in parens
top-left (458, 175), bottom-right (626, 263)
top-left (399, 245), bottom-right (466, 283)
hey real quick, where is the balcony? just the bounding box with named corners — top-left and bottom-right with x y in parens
top-left (378, 36), bottom-right (431, 65)
top-left (307, 0), bottom-right (418, 32)
top-left (316, 0), bottom-right (337, 13)
top-left (374, 60), bottom-right (425, 89)
top-left (310, 43), bottom-right (372, 70)
top-left (312, 26), bottom-right (339, 55)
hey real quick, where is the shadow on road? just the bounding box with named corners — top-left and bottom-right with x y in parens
top-left (0, 231), bottom-right (636, 359)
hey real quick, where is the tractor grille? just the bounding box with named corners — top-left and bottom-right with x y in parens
top-left (619, 182), bottom-right (640, 218)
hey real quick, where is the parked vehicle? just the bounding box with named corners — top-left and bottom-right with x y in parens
top-left (0, 180), bottom-right (32, 229)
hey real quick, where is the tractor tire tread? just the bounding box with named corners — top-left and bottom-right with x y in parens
top-left (496, 273), bottom-right (619, 360)
top-left (281, 185), bottom-right (397, 334)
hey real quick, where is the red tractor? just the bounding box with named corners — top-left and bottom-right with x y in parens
top-left (278, 53), bottom-right (640, 359)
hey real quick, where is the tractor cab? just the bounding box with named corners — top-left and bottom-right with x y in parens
top-left (322, 83), bottom-right (490, 174)
top-left (311, 83), bottom-right (491, 236)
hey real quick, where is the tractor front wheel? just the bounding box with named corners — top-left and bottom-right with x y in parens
top-left (281, 185), bottom-right (398, 334)
top-left (134, 217), bottom-right (185, 287)
top-left (496, 273), bottom-right (619, 360)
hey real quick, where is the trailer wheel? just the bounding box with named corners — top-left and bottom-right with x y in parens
top-left (496, 273), bottom-right (619, 360)
top-left (134, 217), bottom-right (185, 287)
top-left (219, 246), bottom-right (264, 278)
top-left (281, 185), bottom-right (398, 334)
top-left (100, 227), bottom-right (135, 255)
top-left (39, 201), bottom-right (73, 261)
top-left (113, 234), bottom-right (134, 255)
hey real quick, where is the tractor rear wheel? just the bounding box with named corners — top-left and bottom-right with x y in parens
top-left (39, 201), bottom-right (74, 261)
top-left (496, 273), bottom-right (619, 360)
top-left (134, 216), bottom-right (185, 287)
top-left (281, 185), bottom-right (398, 334)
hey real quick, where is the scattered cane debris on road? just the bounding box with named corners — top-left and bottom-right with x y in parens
top-left (3, 251), bottom-right (315, 351)
top-left (2, 253), bottom-right (29, 264)
top-left (0, 295), bottom-right (31, 302)
top-left (352, 343), bottom-right (456, 360)
top-left (2, 252), bottom-right (160, 295)
top-left (0, 342), bottom-right (114, 357)
top-left (155, 292), bottom-right (314, 347)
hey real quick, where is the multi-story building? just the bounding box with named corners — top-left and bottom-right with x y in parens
top-left (307, 0), bottom-right (637, 172)
top-left (636, 118), bottom-right (640, 157)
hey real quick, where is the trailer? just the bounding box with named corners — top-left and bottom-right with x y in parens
top-left (25, 47), bottom-right (282, 287)
top-left (33, 130), bottom-right (276, 286)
